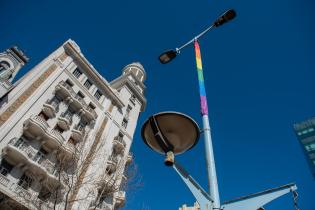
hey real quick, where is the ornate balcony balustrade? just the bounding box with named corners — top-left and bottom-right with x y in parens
top-left (23, 115), bottom-right (76, 158)
top-left (114, 191), bottom-right (126, 208)
top-left (126, 152), bottom-right (133, 165)
top-left (107, 156), bottom-right (118, 173)
top-left (42, 99), bottom-right (59, 118)
top-left (113, 136), bottom-right (126, 154)
top-left (3, 138), bottom-right (61, 186)
top-left (58, 111), bottom-right (73, 130)
top-left (71, 123), bottom-right (86, 142)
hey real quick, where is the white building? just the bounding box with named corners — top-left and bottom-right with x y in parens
top-left (179, 202), bottom-right (200, 210)
top-left (0, 40), bottom-right (146, 210)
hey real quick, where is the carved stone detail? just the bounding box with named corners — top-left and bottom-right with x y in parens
top-left (0, 64), bottom-right (58, 126)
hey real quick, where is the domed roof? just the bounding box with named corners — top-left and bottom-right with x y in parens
top-left (123, 62), bottom-right (146, 82)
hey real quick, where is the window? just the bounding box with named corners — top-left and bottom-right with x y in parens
top-left (38, 186), bottom-right (51, 201)
top-left (18, 174), bottom-right (33, 190)
top-left (62, 108), bottom-right (74, 122)
top-left (0, 159), bottom-right (14, 176)
top-left (38, 111), bottom-right (49, 121)
top-left (94, 90), bottom-right (102, 100)
top-left (126, 105), bottom-right (132, 114)
top-left (0, 61), bottom-right (11, 73)
top-left (68, 138), bottom-right (77, 146)
top-left (122, 119), bottom-right (128, 129)
top-left (33, 148), bottom-right (48, 164)
top-left (88, 103), bottom-right (96, 110)
top-left (84, 79), bottom-right (92, 90)
top-left (54, 124), bottom-right (64, 133)
top-left (130, 95), bottom-right (136, 104)
top-left (65, 79), bottom-right (74, 87)
top-left (77, 91), bottom-right (85, 99)
top-left (73, 68), bottom-right (82, 78)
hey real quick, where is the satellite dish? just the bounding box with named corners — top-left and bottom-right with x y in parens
top-left (141, 112), bottom-right (200, 165)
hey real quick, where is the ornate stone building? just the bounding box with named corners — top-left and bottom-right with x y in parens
top-left (0, 46), bottom-right (29, 105)
top-left (0, 40), bottom-right (146, 210)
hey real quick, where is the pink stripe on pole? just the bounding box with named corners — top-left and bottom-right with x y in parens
top-left (200, 96), bottom-right (208, 115)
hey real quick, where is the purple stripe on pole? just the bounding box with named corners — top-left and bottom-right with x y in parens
top-left (200, 96), bottom-right (208, 115)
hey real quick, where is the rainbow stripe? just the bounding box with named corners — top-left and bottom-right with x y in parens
top-left (194, 40), bottom-right (208, 115)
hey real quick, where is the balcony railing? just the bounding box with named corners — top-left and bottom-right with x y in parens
top-left (113, 136), bottom-right (126, 154)
top-left (56, 81), bottom-right (97, 121)
top-left (58, 111), bottom-right (73, 130)
top-left (7, 138), bottom-right (36, 159)
top-left (71, 124), bottom-right (86, 142)
top-left (5, 138), bottom-right (62, 183)
top-left (107, 156), bottom-right (118, 173)
top-left (114, 191), bottom-right (126, 208)
top-left (0, 173), bottom-right (10, 187)
top-left (42, 99), bottom-right (59, 118)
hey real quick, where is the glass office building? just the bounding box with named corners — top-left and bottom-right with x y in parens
top-left (294, 117), bottom-right (315, 178)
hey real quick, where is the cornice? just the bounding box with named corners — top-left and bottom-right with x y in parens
top-left (63, 41), bottom-right (124, 108)
top-left (110, 74), bottom-right (147, 111)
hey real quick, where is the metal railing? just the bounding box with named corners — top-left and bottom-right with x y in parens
top-left (0, 173), bottom-right (10, 187)
top-left (32, 115), bottom-right (50, 130)
top-left (74, 123), bottom-right (86, 133)
top-left (60, 111), bottom-right (73, 124)
top-left (45, 98), bottom-right (60, 113)
top-left (114, 136), bottom-right (126, 147)
top-left (8, 138), bottom-right (36, 159)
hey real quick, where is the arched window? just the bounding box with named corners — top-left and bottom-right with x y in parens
top-left (0, 61), bottom-right (11, 73)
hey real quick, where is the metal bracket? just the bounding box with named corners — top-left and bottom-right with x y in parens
top-left (173, 161), bottom-right (213, 210)
top-left (172, 161), bottom-right (298, 210)
top-left (221, 183), bottom-right (297, 210)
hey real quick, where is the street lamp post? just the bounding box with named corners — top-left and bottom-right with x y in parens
top-left (142, 9), bottom-right (300, 210)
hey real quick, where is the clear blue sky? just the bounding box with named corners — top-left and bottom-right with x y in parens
top-left (1, 0), bottom-right (314, 209)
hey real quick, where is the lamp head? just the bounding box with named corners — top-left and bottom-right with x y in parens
top-left (213, 9), bottom-right (236, 27)
top-left (141, 112), bottom-right (200, 157)
top-left (158, 50), bottom-right (178, 64)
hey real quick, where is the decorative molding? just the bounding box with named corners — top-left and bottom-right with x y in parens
top-left (0, 64), bottom-right (58, 127)
top-left (59, 52), bottom-right (68, 62)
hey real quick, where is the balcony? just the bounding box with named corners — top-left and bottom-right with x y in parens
top-left (3, 138), bottom-right (36, 164)
top-left (113, 137), bottom-right (126, 154)
top-left (2, 138), bottom-right (60, 185)
top-left (23, 115), bottom-right (76, 160)
top-left (24, 116), bottom-right (63, 146)
top-left (57, 112), bottom-right (73, 130)
top-left (23, 115), bottom-right (49, 138)
top-left (42, 99), bottom-right (59, 118)
top-left (55, 81), bottom-right (98, 121)
top-left (126, 153), bottom-right (133, 165)
top-left (107, 156), bottom-right (118, 173)
top-left (114, 191), bottom-right (126, 208)
top-left (71, 124), bottom-right (86, 142)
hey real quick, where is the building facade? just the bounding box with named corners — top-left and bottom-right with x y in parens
top-left (0, 40), bottom-right (146, 210)
top-left (0, 46), bottom-right (29, 103)
top-left (294, 117), bottom-right (315, 178)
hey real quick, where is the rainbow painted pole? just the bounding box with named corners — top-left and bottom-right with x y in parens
top-left (194, 39), bottom-right (220, 209)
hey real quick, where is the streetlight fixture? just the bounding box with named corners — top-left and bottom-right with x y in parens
top-left (159, 9), bottom-right (236, 64)
top-left (141, 111), bottom-right (200, 165)
top-left (142, 8), bottom-right (300, 210)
